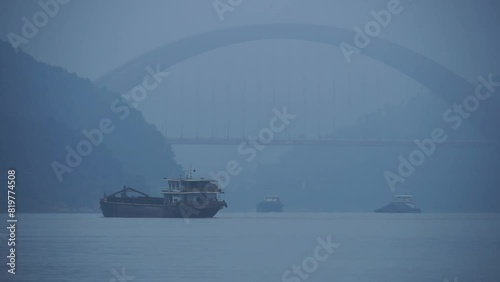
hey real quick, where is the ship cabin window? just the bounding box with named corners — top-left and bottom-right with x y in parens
top-left (168, 181), bottom-right (182, 189)
top-left (182, 181), bottom-right (191, 189)
top-left (266, 197), bottom-right (278, 202)
top-left (200, 181), bottom-right (209, 189)
top-left (183, 193), bottom-right (217, 202)
top-left (395, 195), bottom-right (412, 202)
top-left (164, 194), bottom-right (173, 203)
top-left (192, 180), bottom-right (217, 191)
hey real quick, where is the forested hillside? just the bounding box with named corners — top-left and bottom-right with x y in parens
top-left (0, 41), bottom-right (181, 211)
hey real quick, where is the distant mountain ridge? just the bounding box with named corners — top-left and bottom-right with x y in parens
top-left (232, 95), bottom-right (500, 213)
top-left (0, 41), bottom-right (181, 212)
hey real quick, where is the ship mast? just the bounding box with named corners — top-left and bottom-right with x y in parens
top-left (186, 164), bottom-right (196, 179)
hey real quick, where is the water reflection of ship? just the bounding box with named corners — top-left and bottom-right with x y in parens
top-left (256, 195), bottom-right (283, 212)
top-left (374, 195), bottom-right (421, 213)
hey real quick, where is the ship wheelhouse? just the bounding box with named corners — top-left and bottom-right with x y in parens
top-left (393, 194), bottom-right (417, 208)
top-left (264, 195), bottom-right (281, 203)
top-left (161, 178), bottom-right (223, 205)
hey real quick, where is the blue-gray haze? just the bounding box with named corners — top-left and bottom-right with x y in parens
top-left (0, 0), bottom-right (499, 281)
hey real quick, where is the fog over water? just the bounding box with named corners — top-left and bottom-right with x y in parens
top-left (1, 0), bottom-right (500, 281)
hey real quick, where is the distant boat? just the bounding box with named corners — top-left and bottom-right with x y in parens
top-left (99, 169), bottom-right (227, 218)
top-left (374, 194), bottom-right (421, 213)
top-left (256, 195), bottom-right (283, 212)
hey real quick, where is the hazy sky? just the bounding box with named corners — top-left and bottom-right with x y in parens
top-left (0, 0), bottom-right (499, 81)
top-left (2, 0), bottom-right (500, 173)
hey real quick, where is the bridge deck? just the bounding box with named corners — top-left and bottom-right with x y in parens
top-left (166, 138), bottom-right (500, 147)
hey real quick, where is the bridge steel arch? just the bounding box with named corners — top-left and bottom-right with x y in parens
top-left (95, 23), bottom-right (498, 139)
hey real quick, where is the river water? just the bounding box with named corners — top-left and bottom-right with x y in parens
top-left (0, 213), bottom-right (499, 282)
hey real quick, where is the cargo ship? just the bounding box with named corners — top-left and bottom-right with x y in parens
top-left (374, 194), bottom-right (421, 213)
top-left (256, 195), bottom-right (283, 212)
top-left (99, 170), bottom-right (227, 218)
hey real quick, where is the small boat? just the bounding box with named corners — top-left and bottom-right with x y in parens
top-left (100, 169), bottom-right (227, 218)
top-left (256, 195), bottom-right (283, 212)
top-left (374, 194), bottom-right (421, 213)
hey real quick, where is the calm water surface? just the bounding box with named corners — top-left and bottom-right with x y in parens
top-left (1, 213), bottom-right (499, 282)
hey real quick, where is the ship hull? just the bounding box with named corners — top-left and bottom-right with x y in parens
top-left (256, 202), bottom-right (283, 213)
top-left (100, 200), bottom-right (225, 218)
top-left (374, 202), bottom-right (421, 213)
